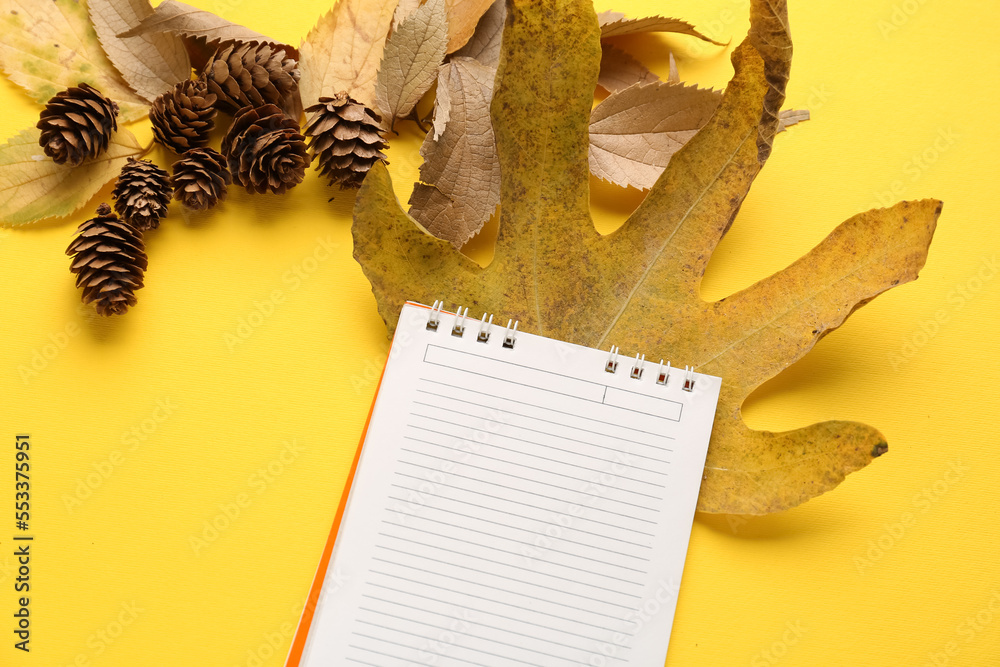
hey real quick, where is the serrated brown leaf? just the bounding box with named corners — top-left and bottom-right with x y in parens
top-left (117, 0), bottom-right (274, 44)
top-left (598, 43), bottom-right (658, 93)
top-left (598, 10), bottom-right (726, 45)
top-left (589, 81), bottom-right (721, 190)
top-left (444, 0), bottom-right (495, 53)
top-left (299, 0), bottom-right (398, 109)
top-left (0, 0), bottom-right (148, 122)
top-left (376, 0), bottom-right (449, 122)
top-left (778, 108), bottom-right (810, 131)
top-left (89, 0), bottom-right (191, 103)
top-left (409, 57), bottom-right (499, 248)
top-left (352, 0), bottom-right (942, 514)
top-left (0, 127), bottom-right (143, 225)
top-left (452, 0), bottom-right (505, 68)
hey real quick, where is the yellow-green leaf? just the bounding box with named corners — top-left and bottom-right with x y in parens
top-left (352, 0), bottom-right (941, 514)
top-left (0, 127), bottom-right (143, 226)
top-left (0, 0), bottom-right (149, 122)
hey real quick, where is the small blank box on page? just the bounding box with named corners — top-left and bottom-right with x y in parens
top-left (604, 386), bottom-right (682, 421)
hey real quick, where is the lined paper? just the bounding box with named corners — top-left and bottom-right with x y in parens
top-left (296, 303), bottom-right (721, 667)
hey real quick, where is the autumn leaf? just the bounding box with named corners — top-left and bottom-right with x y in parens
top-left (375, 0), bottom-right (449, 124)
top-left (0, 127), bottom-right (144, 226)
top-left (352, 0), bottom-right (942, 514)
top-left (597, 10), bottom-right (725, 45)
top-left (598, 43), bottom-right (658, 93)
top-left (392, 0), bottom-right (422, 33)
top-left (117, 0), bottom-right (275, 45)
top-left (299, 0), bottom-right (398, 109)
top-left (409, 57), bottom-right (500, 248)
top-left (589, 81), bottom-right (722, 190)
top-left (444, 0), bottom-right (495, 53)
top-left (0, 0), bottom-right (148, 122)
top-left (452, 0), bottom-right (505, 67)
top-left (88, 0), bottom-right (191, 103)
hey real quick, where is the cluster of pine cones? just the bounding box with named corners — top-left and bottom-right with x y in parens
top-left (44, 41), bottom-right (389, 316)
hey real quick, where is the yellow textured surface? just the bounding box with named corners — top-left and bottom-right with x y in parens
top-left (0, 1), bottom-right (997, 665)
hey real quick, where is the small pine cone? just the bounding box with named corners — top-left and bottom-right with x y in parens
top-left (150, 79), bottom-right (217, 153)
top-left (221, 104), bottom-right (307, 195)
top-left (203, 41), bottom-right (300, 114)
top-left (66, 203), bottom-right (148, 316)
top-left (111, 158), bottom-right (171, 231)
top-left (37, 83), bottom-right (119, 167)
top-left (171, 148), bottom-right (232, 210)
top-left (304, 93), bottom-right (388, 189)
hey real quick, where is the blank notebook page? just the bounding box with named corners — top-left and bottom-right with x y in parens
top-left (296, 302), bottom-right (721, 667)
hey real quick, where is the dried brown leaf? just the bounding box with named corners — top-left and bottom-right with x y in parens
top-left (598, 11), bottom-right (726, 45)
top-left (444, 0), bottom-right (495, 53)
top-left (117, 0), bottom-right (274, 44)
top-left (376, 0), bottom-right (449, 122)
top-left (408, 57), bottom-right (499, 248)
top-left (452, 0), bottom-right (506, 68)
top-left (598, 43), bottom-right (658, 93)
top-left (299, 0), bottom-right (398, 109)
top-left (589, 81), bottom-right (722, 190)
top-left (0, 0), bottom-right (149, 122)
top-left (89, 0), bottom-right (191, 103)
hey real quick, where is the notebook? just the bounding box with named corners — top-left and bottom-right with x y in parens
top-left (286, 301), bottom-right (721, 667)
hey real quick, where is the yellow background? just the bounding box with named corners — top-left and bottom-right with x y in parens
top-left (1, 0), bottom-right (998, 665)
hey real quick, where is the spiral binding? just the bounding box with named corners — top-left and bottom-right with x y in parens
top-left (424, 300), bottom-right (697, 390)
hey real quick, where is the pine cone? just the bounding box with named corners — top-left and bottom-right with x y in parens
top-left (203, 42), bottom-right (300, 115)
top-left (111, 158), bottom-right (171, 231)
top-left (172, 148), bottom-right (232, 210)
top-left (304, 93), bottom-right (388, 189)
top-left (37, 83), bottom-right (119, 167)
top-left (150, 79), bottom-right (217, 153)
top-left (66, 204), bottom-right (148, 316)
top-left (221, 104), bottom-right (307, 195)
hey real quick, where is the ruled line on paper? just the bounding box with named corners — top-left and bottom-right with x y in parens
top-left (386, 487), bottom-right (654, 549)
top-left (370, 550), bottom-right (637, 610)
top-left (353, 630), bottom-right (547, 667)
top-left (417, 381), bottom-right (676, 441)
top-left (374, 540), bottom-right (642, 598)
top-left (414, 386), bottom-right (675, 448)
top-left (385, 491), bottom-right (651, 552)
top-left (408, 415), bottom-right (672, 469)
top-left (404, 430), bottom-right (666, 489)
top-left (385, 496), bottom-right (652, 562)
top-left (362, 588), bottom-right (629, 646)
top-left (377, 529), bottom-right (645, 587)
top-left (357, 602), bottom-right (627, 657)
top-left (400, 444), bottom-right (665, 502)
top-left (380, 517), bottom-right (649, 575)
top-left (394, 470), bottom-right (659, 527)
top-left (397, 459), bottom-right (660, 515)
top-left (369, 565), bottom-right (627, 622)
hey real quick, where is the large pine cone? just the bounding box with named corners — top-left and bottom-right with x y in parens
top-left (111, 158), bottom-right (171, 231)
top-left (221, 104), bottom-right (307, 195)
top-left (66, 204), bottom-right (148, 316)
top-left (203, 42), bottom-right (300, 115)
top-left (172, 148), bottom-right (232, 210)
top-left (37, 83), bottom-right (119, 167)
top-left (304, 93), bottom-right (388, 189)
top-left (150, 79), bottom-right (217, 153)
